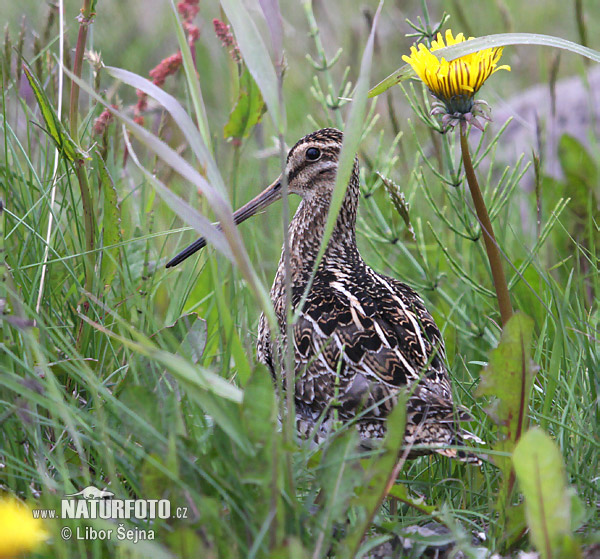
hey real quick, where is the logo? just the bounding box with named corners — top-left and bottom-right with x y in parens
top-left (65, 486), bottom-right (115, 500)
top-left (60, 485), bottom-right (172, 520)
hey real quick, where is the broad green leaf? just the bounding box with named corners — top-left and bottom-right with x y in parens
top-left (476, 312), bottom-right (536, 454)
top-left (209, 258), bottom-right (253, 385)
top-left (224, 69), bottom-right (266, 140)
top-left (557, 135), bottom-right (599, 227)
top-left (242, 365), bottom-right (276, 444)
top-left (117, 385), bottom-right (163, 437)
top-left (369, 33), bottom-right (600, 97)
top-left (96, 153), bottom-right (122, 290)
top-left (558, 135), bottom-right (598, 194)
top-left (220, 0), bottom-right (285, 132)
top-left (165, 528), bottom-right (207, 559)
top-left (501, 502), bottom-right (528, 551)
top-left (140, 443), bottom-right (180, 499)
top-left (476, 312), bottom-right (537, 545)
top-left (179, 316), bottom-right (208, 365)
top-left (513, 428), bottom-right (582, 559)
top-left (23, 64), bottom-right (84, 162)
top-left (152, 313), bottom-right (207, 364)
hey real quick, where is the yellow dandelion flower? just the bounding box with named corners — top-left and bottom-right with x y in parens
top-left (0, 498), bottom-right (49, 558)
top-left (403, 30), bottom-right (511, 130)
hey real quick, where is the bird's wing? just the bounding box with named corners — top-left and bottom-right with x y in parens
top-left (292, 267), bottom-right (452, 412)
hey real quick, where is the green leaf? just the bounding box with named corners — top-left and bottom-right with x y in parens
top-left (141, 447), bottom-right (179, 499)
top-left (476, 312), bottom-right (537, 455)
top-left (558, 135), bottom-right (598, 194)
top-left (224, 69), bottom-right (266, 140)
top-left (220, 0), bottom-right (285, 132)
top-left (23, 64), bottom-right (84, 162)
top-left (152, 313), bottom-right (207, 364)
top-left (209, 259), bottom-right (253, 385)
top-left (165, 528), bottom-right (207, 559)
top-left (118, 385), bottom-right (163, 435)
top-left (241, 365), bottom-right (276, 444)
top-left (368, 65), bottom-right (414, 98)
top-left (369, 33), bottom-right (600, 97)
top-left (96, 153), bottom-right (122, 290)
top-left (476, 313), bottom-right (537, 545)
top-left (557, 135), bottom-right (599, 225)
top-left (513, 428), bottom-right (582, 559)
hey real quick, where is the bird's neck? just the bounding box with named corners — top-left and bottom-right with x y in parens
top-left (287, 174), bottom-right (361, 282)
top-left (270, 171), bottom-right (361, 319)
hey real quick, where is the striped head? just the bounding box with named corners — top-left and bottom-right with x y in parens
top-left (166, 128), bottom-right (353, 268)
top-left (284, 128), bottom-right (344, 197)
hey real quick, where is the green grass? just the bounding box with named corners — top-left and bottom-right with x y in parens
top-left (1, 1), bottom-right (599, 558)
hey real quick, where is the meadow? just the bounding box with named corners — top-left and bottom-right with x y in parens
top-left (1, 1), bottom-right (599, 557)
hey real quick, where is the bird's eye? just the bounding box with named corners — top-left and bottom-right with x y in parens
top-left (306, 147), bottom-right (321, 161)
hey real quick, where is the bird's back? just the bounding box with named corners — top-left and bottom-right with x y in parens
top-left (257, 245), bottom-right (476, 458)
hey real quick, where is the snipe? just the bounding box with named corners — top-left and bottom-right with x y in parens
top-left (167, 128), bottom-right (480, 461)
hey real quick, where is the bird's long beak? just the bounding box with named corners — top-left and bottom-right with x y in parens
top-left (166, 176), bottom-right (283, 268)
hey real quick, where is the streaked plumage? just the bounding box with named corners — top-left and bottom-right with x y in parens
top-left (168, 128), bottom-right (480, 461)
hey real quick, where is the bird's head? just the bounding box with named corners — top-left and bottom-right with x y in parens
top-left (166, 128), bottom-right (346, 268)
top-left (283, 127), bottom-right (343, 197)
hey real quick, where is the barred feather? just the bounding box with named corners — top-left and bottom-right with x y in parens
top-left (255, 128), bottom-right (481, 463)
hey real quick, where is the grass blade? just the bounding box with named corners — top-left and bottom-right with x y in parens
top-left (168, 0), bottom-right (213, 153)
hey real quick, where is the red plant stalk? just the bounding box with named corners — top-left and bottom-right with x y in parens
top-left (460, 132), bottom-right (513, 327)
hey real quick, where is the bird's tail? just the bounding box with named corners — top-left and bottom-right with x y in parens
top-left (433, 427), bottom-right (484, 464)
top-left (405, 402), bottom-right (485, 464)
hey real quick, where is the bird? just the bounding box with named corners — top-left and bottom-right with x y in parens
top-left (167, 128), bottom-right (480, 462)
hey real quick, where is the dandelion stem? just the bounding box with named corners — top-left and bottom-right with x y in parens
top-left (460, 131), bottom-right (513, 327)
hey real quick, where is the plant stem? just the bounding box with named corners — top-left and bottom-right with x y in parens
top-left (460, 131), bottom-right (513, 327)
top-left (68, 1), bottom-right (96, 352)
top-left (303, 0), bottom-right (344, 129)
top-left (69, 0), bottom-right (93, 138)
top-left (74, 161), bottom-right (95, 352)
